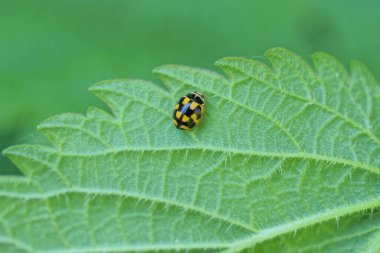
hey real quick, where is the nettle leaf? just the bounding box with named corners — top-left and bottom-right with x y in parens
top-left (1, 48), bottom-right (380, 253)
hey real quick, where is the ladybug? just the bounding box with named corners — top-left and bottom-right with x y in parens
top-left (172, 91), bottom-right (205, 130)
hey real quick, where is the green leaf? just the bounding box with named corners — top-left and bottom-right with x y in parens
top-left (1, 48), bottom-right (380, 252)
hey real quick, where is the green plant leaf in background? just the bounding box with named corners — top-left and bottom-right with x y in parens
top-left (1, 48), bottom-right (380, 252)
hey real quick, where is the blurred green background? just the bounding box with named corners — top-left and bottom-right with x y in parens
top-left (1, 0), bottom-right (380, 175)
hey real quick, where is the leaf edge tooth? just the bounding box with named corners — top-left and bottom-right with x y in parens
top-left (350, 60), bottom-right (380, 89)
top-left (89, 78), bottom-right (166, 93)
top-left (37, 113), bottom-right (87, 132)
top-left (3, 144), bottom-right (56, 158)
top-left (215, 56), bottom-right (273, 78)
top-left (3, 144), bottom-right (58, 177)
top-left (265, 47), bottom-right (316, 74)
top-left (311, 51), bottom-right (349, 77)
top-left (153, 64), bottom-right (229, 84)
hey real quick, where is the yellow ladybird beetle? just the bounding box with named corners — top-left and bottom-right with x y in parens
top-left (172, 91), bottom-right (205, 130)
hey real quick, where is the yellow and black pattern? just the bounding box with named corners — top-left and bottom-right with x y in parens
top-left (172, 91), bottom-right (205, 130)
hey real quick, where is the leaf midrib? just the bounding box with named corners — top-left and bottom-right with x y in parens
top-left (11, 143), bottom-right (376, 175)
top-left (0, 235), bottom-right (231, 253)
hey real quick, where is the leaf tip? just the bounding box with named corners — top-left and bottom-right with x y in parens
top-left (311, 51), bottom-right (342, 66)
top-left (3, 144), bottom-right (50, 161)
top-left (2, 145), bottom-right (17, 158)
top-left (37, 113), bottom-right (85, 132)
top-left (88, 79), bottom-right (117, 93)
top-left (152, 64), bottom-right (181, 77)
top-left (264, 47), bottom-right (290, 57)
top-left (349, 60), bottom-right (372, 74)
top-left (215, 57), bottom-right (233, 66)
top-left (265, 46), bottom-right (285, 53)
top-left (215, 56), bottom-right (245, 67)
